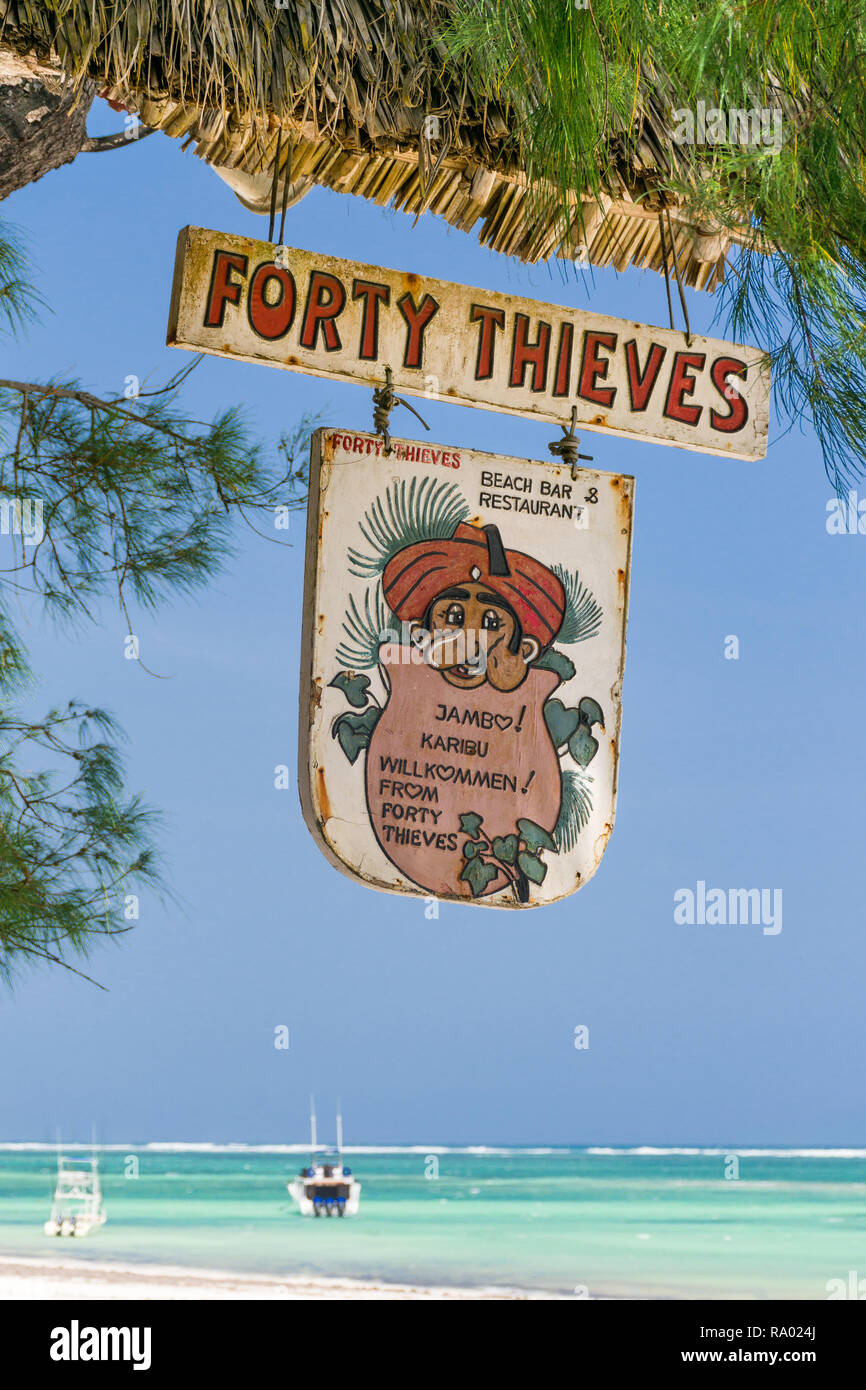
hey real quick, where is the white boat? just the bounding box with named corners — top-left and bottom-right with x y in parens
top-left (44, 1154), bottom-right (106, 1237)
top-left (288, 1099), bottom-right (361, 1218)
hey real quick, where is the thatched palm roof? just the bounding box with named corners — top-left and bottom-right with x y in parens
top-left (0, 1), bottom-right (732, 287)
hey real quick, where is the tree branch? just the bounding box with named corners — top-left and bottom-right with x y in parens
top-left (80, 128), bottom-right (157, 153)
top-left (0, 379), bottom-right (198, 446)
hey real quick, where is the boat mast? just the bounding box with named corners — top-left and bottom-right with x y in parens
top-left (336, 1100), bottom-right (343, 1163)
top-left (309, 1094), bottom-right (317, 1164)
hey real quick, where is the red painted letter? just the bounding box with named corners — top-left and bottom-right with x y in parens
top-left (204, 251), bottom-right (247, 327)
top-left (664, 352), bottom-right (706, 425)
top-left (710, 356), bottom-right (749, 433)
top-left (352, 279), bottom-right (390, 360)
top-left (397, 293), bottom-right (440, 369)
top-left (300, 271), bottom-right (346, 351)
top-left (247, 263), bottom-right (296, 340)
top-left (509, 314), bottom-right (551, 392)
top-left (624, 340), bottom-right (666, 411)
top-left (553, 323), bottom-right (574, 397)
top-left (470, 305), bottom-right (505, 380)
top-left (578, 332), bottom-right (618, 407)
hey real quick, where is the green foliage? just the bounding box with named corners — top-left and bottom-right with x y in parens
top-left (0, 222), bottom-right (43, 337)
top-left (569, 723), bottom-right (599, 768)
top-left (569, 697), bottom-right (604, 768)
top-left (544, 691), bottom-right (603, 773)
top-left (329, 672), bottom-right (372, 708)
top-left (516, 818), bottom-right (557, 853)
top-left (517, 848), bottom-right (547, 885)
top-left (535, 647), bottom-right (576, 683)
top-left (347, 477), bottom-right (470, 578)
top-left (459, 854), bottom-right (499, 896)
top-left (459, 811), bottom-right (484, 838)
top-left (552, 564), bottom-right (602, 645)
top-left (544, 698), bottom-right (581, 749)
top-left (491, 832), bottom-right (519, 865)
top-left (554, 768), bottom-right (595, 853)
top-left (0, 222), bottom-right (316, 983)
top-left (332, 706), bottom-right (380, 764)
top-left (0, 371), bottom-right (315, 621)
top-left (335, 584), bottom-right (401, 670)
top-left (0, 700), bottom-right (160, 987)
top-left (578, 697), bottom-right (605, 728)
top-left (445, 0), bottom-right (866, 489)
top-left (330, 665), bottom-right (383, 763)
top-left (459, 810), bottom-right (556, 901)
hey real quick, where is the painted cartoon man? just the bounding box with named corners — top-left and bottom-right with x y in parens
top-left (366, 521), bottom-right (569, 901)
top-left (382, 521), bottom-right (566, 690)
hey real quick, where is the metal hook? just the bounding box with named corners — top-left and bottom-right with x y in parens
top-left (548, 406), bottom-right (594, 479)
top-left (372, 366), bottom-right (430, 455)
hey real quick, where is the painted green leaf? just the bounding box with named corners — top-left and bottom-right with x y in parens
top-left (569, 723), bottom-right (599, 768)
top-left (459, 812), bottom-right (483, 838)
top-left (577, 696), bottom-right (605, 728)
top-left (491, 833), bottom-right (519, 865)
top-left (347, 477), bottom-right (471, 579)
top-left (554, 768), bottom-right (594, 852)
top-left (518, 850), bottom-right (548, 885)
top-left (336, 584), bottom-right (400, 671)
top-left (332, 706), bottom-right (380, 764)
top-left (517, 818), bottom-right (557, 852)
top-left (329, 671), bottom-right (372, 708)
top-left (463, 839), bottom-right (480, 859)
top-left (543, 698), bottom-right (580, 748)
top-left (552, 565), bottom-right (603, 645)
top-left (460, 856), bottom-right (499, 897)
top-left (535, 648), bottom-right (576, 683)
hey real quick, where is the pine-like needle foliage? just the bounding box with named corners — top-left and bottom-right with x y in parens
top-left (0, 222), bottom-right (315, 984)
top-left (445, 0), bottom-right (866, 489)
top-left (0, 697), bottom-right (159, 987)
top-left (336, 585), bottom-right (401, 670)
top-left (554, 768), bottom-right (594, 853)
top-left (347, 477), bottom-right (470, 578)
top-left (552, 564), bottom-right (603, 645)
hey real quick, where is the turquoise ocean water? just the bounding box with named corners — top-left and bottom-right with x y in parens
top-left (1, 1145), bottom-right (864, 1298)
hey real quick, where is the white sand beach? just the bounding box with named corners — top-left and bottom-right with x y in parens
top-left (0, 1255), bottom-right (553, 1301)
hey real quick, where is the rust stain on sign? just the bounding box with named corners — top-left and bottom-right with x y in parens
top-left (168, 226), bottom-right (771, 461)
top-left (316, 766), bottom-right (332, 825)
top-left (298, 427), bottom-right (635, 909)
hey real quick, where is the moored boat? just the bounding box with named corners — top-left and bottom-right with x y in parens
top-left (288, 1099), bottom-right (361, 1218)
top-left (44, 1153), bottom-right (106, 1237)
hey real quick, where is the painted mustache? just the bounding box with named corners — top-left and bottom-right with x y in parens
top-left (379, 625), bottom-right (489, 673)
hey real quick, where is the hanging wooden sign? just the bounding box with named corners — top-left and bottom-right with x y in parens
top-left (299, 428), bottom-right (634, 908)
top-left (167, 226), bottom-right (770, 461)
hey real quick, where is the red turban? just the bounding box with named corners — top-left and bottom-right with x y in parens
top-left (383, 522), bottom-right (566, 646)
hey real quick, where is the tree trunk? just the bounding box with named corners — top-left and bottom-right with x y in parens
top-left (0, 52), bottom-right (94, 202)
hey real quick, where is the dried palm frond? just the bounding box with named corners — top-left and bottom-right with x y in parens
top-left (2, 2), bottom-right (865, 482)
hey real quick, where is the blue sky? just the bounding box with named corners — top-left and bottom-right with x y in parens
top-left (0, 100), bottom-right (863, 1147)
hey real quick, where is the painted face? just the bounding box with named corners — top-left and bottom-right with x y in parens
top-left (425, 581), bottom-right (541, 691)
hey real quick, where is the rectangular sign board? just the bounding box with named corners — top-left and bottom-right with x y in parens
top-left (168, 226), bottom-right (770, 461)
top-left (299, 427), bottom-right (634, 908)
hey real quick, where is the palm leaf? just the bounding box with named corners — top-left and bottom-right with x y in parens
top-left (335, 583), bottom-right (400, 670)
top-left (347, 476), bottom-right (470, 578)
top-left (554, 768), bottom-right (594, 853)
top-left (552, 564), bottom-right (602, 645)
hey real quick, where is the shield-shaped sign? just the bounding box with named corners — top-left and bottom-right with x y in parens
top-left (299, 428), bottom-right (634, 908)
